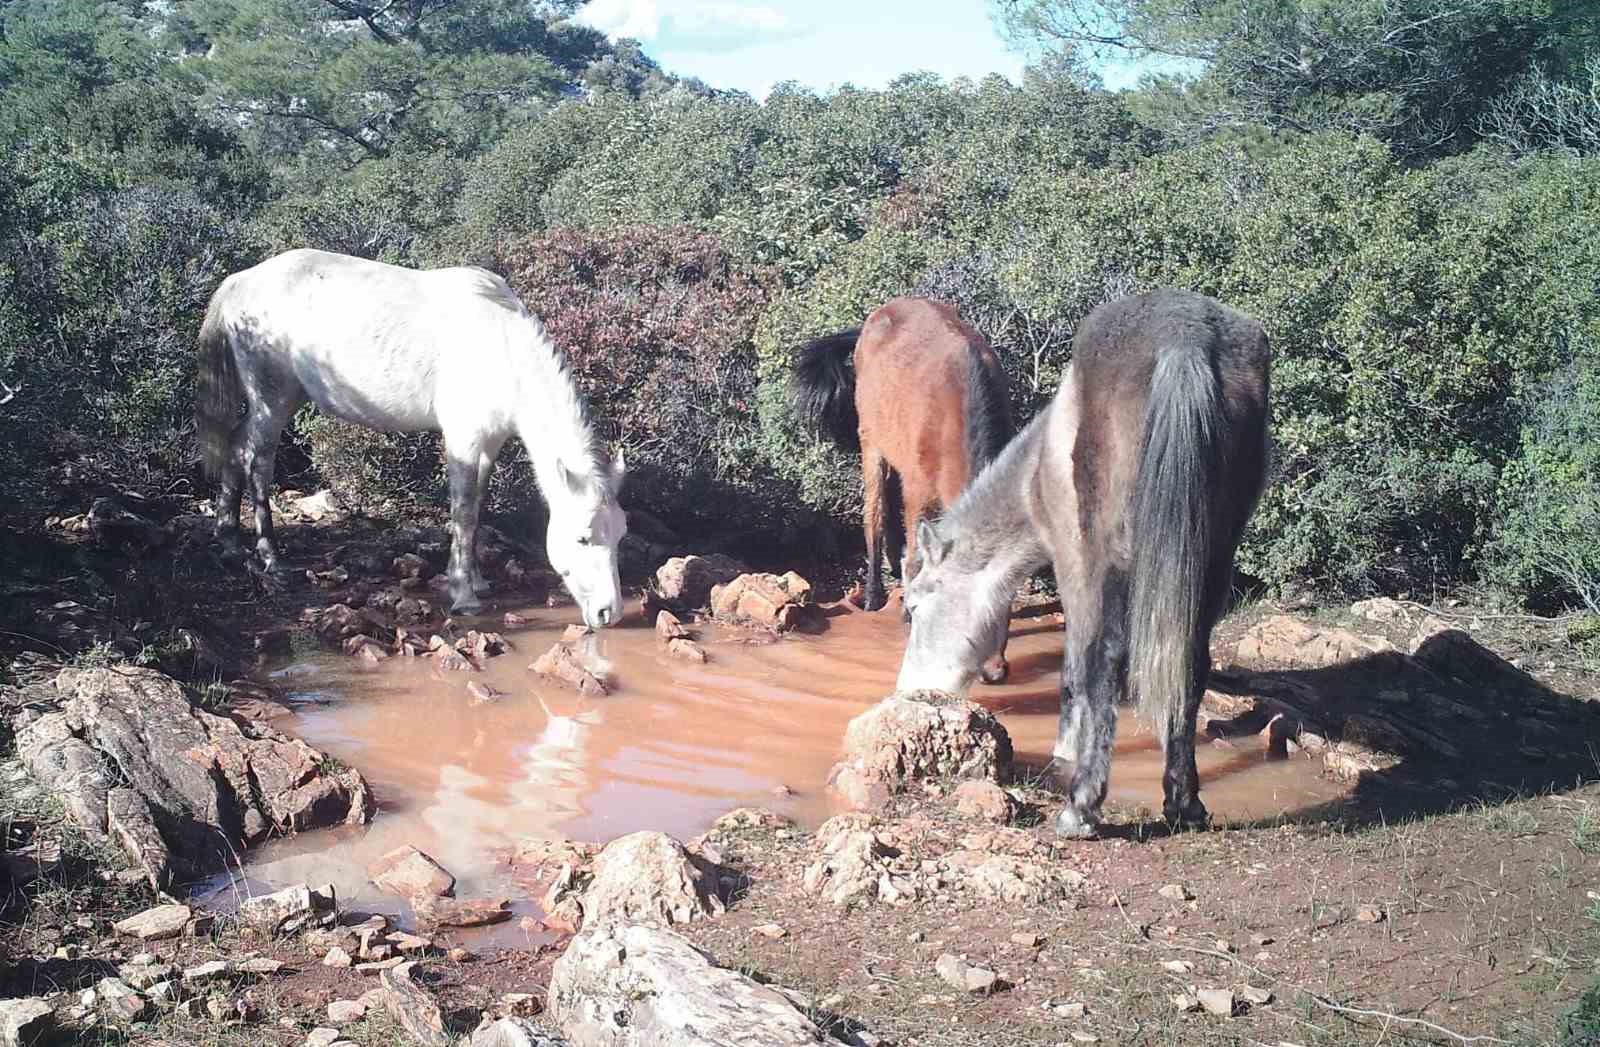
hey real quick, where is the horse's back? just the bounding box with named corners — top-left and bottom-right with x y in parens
top-left (212, 248), bottom-right (529, 432)
top-left (1038, 289), bottom-right (1269, 559)
top-left (854, 296), bottom-right (1007, 496)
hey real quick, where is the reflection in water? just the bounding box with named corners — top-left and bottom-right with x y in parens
top-left (200, 599), bottom-right (1348, 943)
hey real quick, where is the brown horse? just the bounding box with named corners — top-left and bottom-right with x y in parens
top-left (791, 296), bottom-right (1014, 682)
top-left (895, 289), bottom-right (1271, 836)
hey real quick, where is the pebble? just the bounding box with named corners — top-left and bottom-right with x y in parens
top-left (752, 923), bottom-right (787, 940)
top-left (1157, 883), bottom-right (1194, 902)
top-left (323, 947), bottom-right (353, 968)
top-left (1197, 988), bottom-right (1235, 1017)
top-left (327, 999), bottom-right (366, 1024)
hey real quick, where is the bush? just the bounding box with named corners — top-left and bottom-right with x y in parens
top-left (493, 225), bottom-right (783, 535)
top-left (0, 182), bottom-right (261, 499)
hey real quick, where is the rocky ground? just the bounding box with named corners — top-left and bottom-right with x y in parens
top-left (3, 487), bottom-right (1600, 1046)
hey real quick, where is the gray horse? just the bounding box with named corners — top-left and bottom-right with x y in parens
top-left (895, 289), bottom-right (1271, 836)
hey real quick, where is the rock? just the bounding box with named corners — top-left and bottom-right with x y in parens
top-left (471, 1017), bottom-right (568, 1047)
top-left (466, 681), bottom-right (505, 704)
top-left (0, 998), bottom-right (55, 1047)
top-left (458, 630), bottom-right (510, 660)
top-left (1172, 993), bottom-right (1200, 1012)
top-left (381, 962), bottom-right (450, 1047)
top-left (1356, 904), bottom-right (1386, 924)
top-left (1054, 1001), bottom-right (1087, 1019)
top-left (28, 667), bottom-right (374, 887)
top-left (106, 788), bottom-right (170, 890)
top-left (662, 638), bottom-right (706, 663)
top-left (939, 850), bottom-right (1081, 904)
top-left (118, 961), bottom-right (176, 989)
top-left (394, 553), bottom-right (430, 579)
top-left (1197, 988), bottom-right (1235, 1017)
top-left (295, 489), bottom-right (342, 520)
top-left (752, 923), bottom-right (787, 940)
top-left (827, 692), bottom-right (1012, 811)
top-left (389, 931), bottom-right (434, 954)
top-left (504, 612), bottom-right (531, 627)
top-left (1240, 985), bottom-right (1273, 1006)
top-left (238, 957), bottom-right (286, 975)
top-left (306, 1029), bottom-right (341, 1047)
top-left (147, 981), bottom-right (176, 1007)
top-left (1160, 960), bottom-right (1195, 974)
top-left (344, 635), bottom-right (390, 664)
top-left (414, 898), bottom-right (513, 929)
top-left (653, 554), bottom-right (747, 610)
top-left (709, 571), bottom-right (817, 632)
top-left (114, 903), bottom-right (192, 941)
top-left (239, 883), bottom-right (337, 935)
top-left (357, 957), bottom-right (408, 975)
top-left (368, 845), bottom-right (456, 900)
top-left (562, 625), bottom-right (591, 643)
top-left (953, 780), bottom-right (1015, 824)
top-left (1010, 932), bottom-right (1043, 947)
top-left (182, 960), bottom-right (232, 984)
top-left (88, 495), bottom-right (170, 551)
top-left (548, 923), bottom-right (824, 1047)
top-left (492, 993), bottom-right (542, 1020)
top-left (1157, 883), bottom-right (1194, 902)
top-left (95, 976), bottom-right (149, 1022)
top-left (654, 611), bottom-right (690, 642)
top-left (327, 999), bottom-right (366, 1024)
top-left (582, 831), bottom-right (725, 928)
top-left (934, 954), bottom-right (999, 994)
top-left (1234, 615), bottom-right (1396, 669)
top-left (449, 947), bottom-right (474, 963)
top-left (530, 643), bottom-right (608, 697)
top-left (324, 946), bottom-right (354, 968)
top-left (801, 820), bottom-right (893, 909)
top-left (306, 604), bottom-right (383, 645)
top-left (1351, 597), bottom-right (1410, 624)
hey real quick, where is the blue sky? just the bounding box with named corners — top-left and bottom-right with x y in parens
top-left (575, 0), bottom-right (1157, 98)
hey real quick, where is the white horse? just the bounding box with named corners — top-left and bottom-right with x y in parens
top-left (194, 248), bottom-right (627, 626)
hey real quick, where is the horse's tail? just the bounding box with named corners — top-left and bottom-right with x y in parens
top-left (194, 280), bottom-right (239, 481)
top-left (1129, 342), bottom-right (1224, 742)
top-left (789, 328), bottom-right (862, 451)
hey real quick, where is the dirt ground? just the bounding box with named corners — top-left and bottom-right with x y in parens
top-left (3, 492), bottom-right (1600, 1046)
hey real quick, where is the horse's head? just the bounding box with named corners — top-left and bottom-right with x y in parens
top-left (895, 516), bottom-right (1008, 695)
top-left (546, 451), bottom-right (627, 629)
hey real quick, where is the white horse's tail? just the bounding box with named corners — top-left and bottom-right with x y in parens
top-left (194, 281), bottom-right (239, 481)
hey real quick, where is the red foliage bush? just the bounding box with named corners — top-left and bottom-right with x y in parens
top-left (495, 225), bottom-right (780, 522)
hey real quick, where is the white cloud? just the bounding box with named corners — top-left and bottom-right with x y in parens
top-left (577, 0), bottom-right (793, 48)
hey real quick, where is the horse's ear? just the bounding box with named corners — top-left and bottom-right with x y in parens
top-left (918, 518), bottom-right (950, 565)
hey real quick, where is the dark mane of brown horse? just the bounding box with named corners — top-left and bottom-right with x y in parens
top-left (791, 297), bottom-right (1013, 626)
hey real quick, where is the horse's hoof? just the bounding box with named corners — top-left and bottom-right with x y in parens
top-left (450, 595), bottom-right (484, 615)
top-left (1053, 807), bottom-right (1099, 839)
top-left (979, 659), bottom-right (1009, 685)
top-left (863, 592), bottom-right (886, 612)
top-left (1163, 802), bottom-right (1210, 832)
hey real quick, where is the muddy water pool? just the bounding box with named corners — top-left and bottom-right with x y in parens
top-left (194, 600), bottom-right (1346, 945)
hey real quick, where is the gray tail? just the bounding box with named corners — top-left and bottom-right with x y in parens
top-left (1129, 344), bottom-right (1224, 741)
top-left (789, 328), bottom-right (862, 451)
top-left (194, 283), bottom-right (239, 481)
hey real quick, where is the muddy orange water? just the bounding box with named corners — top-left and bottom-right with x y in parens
top-left (195, 600), bottom-right (1345, 945)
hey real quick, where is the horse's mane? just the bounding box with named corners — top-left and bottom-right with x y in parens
top-left (466, 268), bottom-right (614, 493)
top-left (963, 348), bottom-right (1014, 474)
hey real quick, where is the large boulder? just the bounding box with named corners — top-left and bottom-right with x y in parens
top-left (13, 667), bottom-right (374, 889)
top-left (547, 923), bottom-right (831, 1047)
top-left (826, 691), bottom-right (1012, 811)
top-left (581, 832), bottom-right (724, 929)
top-left (652, 555), bottom-right (747, 611)
top-left (1234, 615), bottom-right (1396, 670)
top-left (0, 998), bottom-right (54, 1047)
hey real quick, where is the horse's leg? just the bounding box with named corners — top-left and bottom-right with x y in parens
top-left (861, 447), bottom-right (888, 612)
top-left (469, 437), bottom-right (506, 595)
top-left (240, 399), bottom-right (298, 573)
top-left (1054, 568), bottom-right (1129, 839)
top-left (443, 438), bottom-right (486, 614)
top-left (214, 422), bottom-right (247, 558)
top-left (897, 480), bottom-right (935, 622)
top-left (1160, 633), bottom-right (1210, 828)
